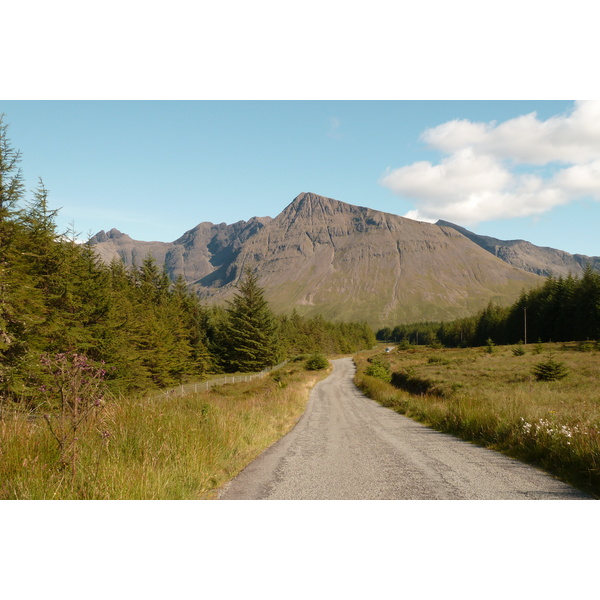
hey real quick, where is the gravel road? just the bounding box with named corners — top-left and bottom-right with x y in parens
top-left (219, 357), bottom-right (592, 500)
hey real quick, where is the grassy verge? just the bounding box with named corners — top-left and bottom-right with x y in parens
top-left (354, 343), bottom-right (600, 498)
top-left (1, 360), bottom-right (330, 500)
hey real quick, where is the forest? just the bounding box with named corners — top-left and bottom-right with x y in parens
top-left (377, 266), bottom-right (600, 348)
top-left (0, 117), bottom-right (375, 406)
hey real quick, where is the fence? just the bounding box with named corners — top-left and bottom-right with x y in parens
top-left (156, 360), bottom-right (289, 399)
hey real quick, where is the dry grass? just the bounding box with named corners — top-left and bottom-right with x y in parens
top-left (354, 343), bottom-right (600, 497)
top-left (0, 362), bottom-right (330, 500)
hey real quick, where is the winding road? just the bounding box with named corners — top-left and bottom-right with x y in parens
top-left (219, 357), bottom-right (591, 500)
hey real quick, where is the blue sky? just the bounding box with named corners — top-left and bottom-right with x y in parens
top-left (1, 100), bottom-right (600, 256)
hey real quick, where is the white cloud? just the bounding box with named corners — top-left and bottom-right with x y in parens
top-left (382, 101), bottom-right (600, 225)
top-left (381, 149), bottom-right (512, 203)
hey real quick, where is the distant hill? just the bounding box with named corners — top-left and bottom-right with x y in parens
top-left (90, 192), bottom-right (546, 327)
top-left (436, 220), bottom-right (600, 278)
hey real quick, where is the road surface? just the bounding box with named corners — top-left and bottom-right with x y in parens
top-left (219, 357), bottom-right (592, 500)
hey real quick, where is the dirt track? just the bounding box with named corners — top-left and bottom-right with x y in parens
top-left (219, 357), bottom-right (591, 500)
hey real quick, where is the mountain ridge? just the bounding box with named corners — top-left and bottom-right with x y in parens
top-left (436, 220), bottom-right (600, 278)
top-left (90, 192), bottom-right (582, 327)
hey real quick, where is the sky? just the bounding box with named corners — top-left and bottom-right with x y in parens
top-left (2, 99), bottom-right (600, 256)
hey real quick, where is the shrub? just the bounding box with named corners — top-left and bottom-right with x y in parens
top-left (365, 361), bottom-right (392, 383)
top-left (533, 340), bottom-right (544, 355)
top-left (305, 354), bottom-right (329, 370)
top-left (532, 355), bottom-right (569, 381)
top-left (291, 354), bottom-right (311, 362)
top-left (427, 355), bottom-right (450, 365)
top-left (512, 342), bottom-right (526, 356)
top-left (428, 337), bottom-right (444, 349)
top-left (577, 341), bottom-right (596, 353)
top-left (39, 352), bottom-right (111, 483)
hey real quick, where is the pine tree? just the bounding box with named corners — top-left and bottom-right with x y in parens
top-left (224, 268), bottom-right (280, 372)
top-left (0, 116), bottom-right (37, 396)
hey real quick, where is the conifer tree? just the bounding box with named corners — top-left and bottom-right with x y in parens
top-left (0, 116), bottom-right (34, 394)
top-left (224, 268), bottom-right (280, 372)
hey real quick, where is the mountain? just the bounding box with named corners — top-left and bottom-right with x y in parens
top-left (89, 217), bottom-right (272, 284)
top-left (437, 220), bottom-right (600, 278)
top-left (90, 193), bottom-right (545, 328)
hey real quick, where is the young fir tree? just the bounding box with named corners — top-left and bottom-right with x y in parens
top-left (224, 268), bottom-right (280, 372)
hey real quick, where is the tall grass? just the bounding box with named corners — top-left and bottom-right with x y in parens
top-left (354, 343), bottom-right (600, 497)
top-left (1, 362), bottom-right (329, 499)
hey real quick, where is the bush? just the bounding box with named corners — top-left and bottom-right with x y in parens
top-left (428, 355), bottom-right (450, 365)
top-left (428, 337), bottom-right (444, 349)
top-left (291, 354), bottom-right (311, 362)
top-left (365, 362), bottom-right (392, 383)
top-left (512, 342), bottom-right (526, 356)
top-left (305, 354), bottom-right (329, 370)
top-left (532, 355), bottom-right (569, 381)
top-left (577, 341), bottom-right (596, 353)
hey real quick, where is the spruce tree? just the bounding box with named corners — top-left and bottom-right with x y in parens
top-left (0, 116), bottom-right (37, 396)
top-left (224, 268), bottom-right (280, 372)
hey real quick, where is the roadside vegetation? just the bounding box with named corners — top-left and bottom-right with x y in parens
top-left (355, 342), bottom-right (600, 497)
top-left (1, 359), bottom-right (331, 499)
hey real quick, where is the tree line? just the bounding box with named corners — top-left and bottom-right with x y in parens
top-left (0, 116), bottom-right (375, 404)
top-left (377, 266), bottom-right (600, 348)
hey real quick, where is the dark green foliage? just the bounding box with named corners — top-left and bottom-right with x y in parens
top-left (223, 269), bottom-right (281, 372)
top-left (279, 309), bottom-right (375, 357)
top-left (365, 359), bottom-right (391, 382)
top-left (305, 354), bottom-right (329, 370)
top-left (532, 355), bottom-right (569, 381)
top-left (428, 336), bottom-right (444, 349)
top-left (512, 342), bottom-right (526, 356)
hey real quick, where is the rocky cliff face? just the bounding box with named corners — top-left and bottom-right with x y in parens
top-left (90, 192), bottom-right (548, 327)
top-left (437, 220), bottom-right (600, 278)
top-left (89, 217), bottom-right (272, 284)
top-left (200, 193), bottom-right (542, 325)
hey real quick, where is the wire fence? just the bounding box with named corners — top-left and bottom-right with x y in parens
top-left (0, 361), bottom-right (290, 416)
top-left (155, 360), bottom-right (289, 399)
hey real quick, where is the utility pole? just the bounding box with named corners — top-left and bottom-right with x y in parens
top-left (524, 306), bottom-right (527, 345)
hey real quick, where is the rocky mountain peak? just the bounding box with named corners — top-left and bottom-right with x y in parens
top-left (283, 192), bottom-right (364, 218)
top-left (89, 228), bottom-right (130, 244)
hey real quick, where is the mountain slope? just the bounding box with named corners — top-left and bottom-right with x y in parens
top-left (192, 193), bottom-right (543, 326)
top-left (437, 220), bottom-right (600, 277)
top-left (90, 192), bottom-right (545, 327)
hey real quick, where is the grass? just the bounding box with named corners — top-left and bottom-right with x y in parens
top-left (0, 361), bottom-right (330, 500)
top-left (354, 342), bottom-right (600, 498)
